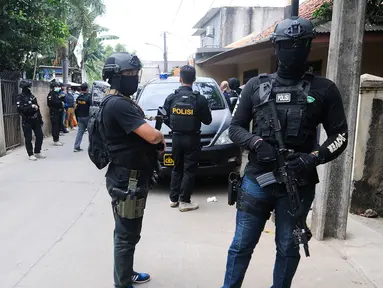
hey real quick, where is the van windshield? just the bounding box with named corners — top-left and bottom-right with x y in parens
top-left (138, 82), bottom-right (226, 111)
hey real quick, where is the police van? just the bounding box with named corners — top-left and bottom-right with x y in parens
top-left (136, 74), bottom-right (242, 177)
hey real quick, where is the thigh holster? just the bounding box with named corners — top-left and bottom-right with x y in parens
top-left (110, 170), bottom-right (149, 219)
top-left (236, 189), bottom-right (274, 220)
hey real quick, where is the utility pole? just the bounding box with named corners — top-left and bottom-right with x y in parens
top-left (311, 0), bottom-right (367, 240)
top-left (63, 43), bottom-right (69, 84)
top-left (163, 32), bottom-right (169, 73)
top-left (62, 9), bottom-right (69, 85)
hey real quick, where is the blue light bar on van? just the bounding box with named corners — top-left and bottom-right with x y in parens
top-left (159, 73), bottom-right (168, 79)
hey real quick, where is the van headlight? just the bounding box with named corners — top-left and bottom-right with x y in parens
top-left (215, 129), bottom-right (232, 145)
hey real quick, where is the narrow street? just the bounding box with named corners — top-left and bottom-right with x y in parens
top-left (0, 131), bottom-right (377, 288)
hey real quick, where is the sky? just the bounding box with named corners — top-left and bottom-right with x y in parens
top-left (96, 0), bottom-right (295, 61)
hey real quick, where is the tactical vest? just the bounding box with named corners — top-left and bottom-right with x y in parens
top-left (252, 73), bottom-right (316, 148)
top-left (169, 90), bottom-right (199, 133)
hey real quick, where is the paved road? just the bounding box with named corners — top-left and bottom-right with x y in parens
top-left (0, 132), bottom-right (376, 288)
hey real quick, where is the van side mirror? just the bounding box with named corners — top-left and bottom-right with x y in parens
top-left (230, 97), bottom-right (238, 106)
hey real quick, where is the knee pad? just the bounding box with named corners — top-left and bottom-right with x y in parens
top-left (236, 189), bottom-right (274, 220)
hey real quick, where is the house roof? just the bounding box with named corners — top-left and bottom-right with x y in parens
top-left (227, 0), bottom-right (331, 48)
top-left (315, 21), bottom-right (383, 33)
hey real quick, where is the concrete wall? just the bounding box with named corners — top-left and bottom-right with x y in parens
top-left (250, 7), bottom-right (285, 37)
top-left (31, 81), bottom-right (51, 137)
top-left (236, 56), bottom-right (274, 83)
top-left (199, 7), bottom-right (284, 48)
top-left (351, 74), bottom-right (383, 216)
top-left (201, 12), bottom-right (222, 48)
top-left (306, 42), bottom-right (383, 78)
top-left (195, 64), bottom-right (237, 85)
top-left (220, 7), bottom-right (284, 47)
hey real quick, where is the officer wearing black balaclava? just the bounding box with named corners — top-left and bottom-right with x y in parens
top-left (17, 80), bottom-right (45, 161)
top-left (227, 77), bottom-right (242, 112)
top-left (47, 81), bottom-right (64, 146)
top-left (101, 52), bottom-right (165, 288)
top-left (228, 77), bottom-right (242, 95)
top-left (222, 17), bottom-right (348, 288)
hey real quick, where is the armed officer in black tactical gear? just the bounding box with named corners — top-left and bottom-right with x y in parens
top-left (163, 65), bottom-right (212, 212)
top-left (101, 52), bottom-right (165, 288)
top-left (222, 17), bottom-right (348, 288)
top-left (17, 80), bottom-right (45, 161)
top-left (47, 81), bottom-right (64, 146)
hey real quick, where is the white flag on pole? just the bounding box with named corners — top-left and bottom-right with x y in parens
top-left (74, 30), bottom-right (84, 68)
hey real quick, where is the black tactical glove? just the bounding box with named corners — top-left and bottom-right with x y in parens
top-left (287, 152), bottom-right (319, 176)
top-left (252, 138), bottom-right (277, 163)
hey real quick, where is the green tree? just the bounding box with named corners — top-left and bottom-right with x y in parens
top-left (114, 43), bottom-right (128, 52)
top-left (313, 1), bottom-right (383, 24)
top-left (0, 0), bottom-right (69, 72)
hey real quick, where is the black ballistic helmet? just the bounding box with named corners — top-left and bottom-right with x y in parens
top-left (19, 80), bottom-right (32, 89)
top-left (50, 81), bottom-right (60, 89)
top-left (271, 16), bottom-right (316, 44)
top-left (102, 52), bottom-right (142, 81)
top-left (228, 78), bottom-right (240, 90)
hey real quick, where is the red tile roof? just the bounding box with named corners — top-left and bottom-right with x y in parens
top-left (228, 0), bottom-right (331, 48)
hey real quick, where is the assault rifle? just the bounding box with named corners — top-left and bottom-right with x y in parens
top-left (267, 99), bottom-right (312, 257)
top-left (145, 107), bottom-right (168, 184)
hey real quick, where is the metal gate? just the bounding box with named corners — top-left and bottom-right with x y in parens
top-left (1, 79), bottom-right (21, 149)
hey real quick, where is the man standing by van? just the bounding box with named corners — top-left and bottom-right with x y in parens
top-left (163, 65), bottom-right (212, 212)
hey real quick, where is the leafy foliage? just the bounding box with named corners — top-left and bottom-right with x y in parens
top-left (313, 0), bottom-right (383, 25)
top-left (0, 0), bottom-right (69, 71)
top-left (85, 43), bottom-right (133, 83)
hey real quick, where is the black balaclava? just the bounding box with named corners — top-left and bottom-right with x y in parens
top-left (22, 87), bottom-right (31, 95)
top-left (110, 74), bottom-right (139, 97)
top-left (276, 39), bottom-right (311, 79)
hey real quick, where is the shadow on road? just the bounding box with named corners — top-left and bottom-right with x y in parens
top-left (153, 176), bottom-right (228, 197)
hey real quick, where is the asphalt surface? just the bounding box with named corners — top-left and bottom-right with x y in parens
top-left (0, 131), bottom-right (376, 288)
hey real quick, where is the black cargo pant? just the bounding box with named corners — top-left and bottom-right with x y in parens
top-left (22, 117), bottom-right (43, 156)
top-left (50, 109), bottom-right (62, 142)
top-left (106, 164), bottom-right (150, 288)
top-left (170, 132), bottom-right (201, 203)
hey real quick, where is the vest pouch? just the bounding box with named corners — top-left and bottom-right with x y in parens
top-left (253, 109), bottom-right (271, 138)
top-left (285, 108), bottom-right (303, 139)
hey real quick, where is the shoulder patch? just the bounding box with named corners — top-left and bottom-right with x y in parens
top-left (307, 96), bottom-right (315, 103)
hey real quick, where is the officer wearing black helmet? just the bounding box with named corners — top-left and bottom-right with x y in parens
top-left (17, 80), bottom-right (45, 161)
top-left (47, 81), bottom-right (64, 146)
top-left (101, 52), bottom-right (165, 288)
top-left (163, 65), bottom-right (212, 212)
top-left (222, 17), bottom-right (348, 288)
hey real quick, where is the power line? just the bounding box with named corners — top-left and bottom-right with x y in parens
top-left (169, 0), bottom-right (184, 31)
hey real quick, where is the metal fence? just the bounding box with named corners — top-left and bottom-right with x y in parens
top-left (1, 79), bottom-right (21, 149)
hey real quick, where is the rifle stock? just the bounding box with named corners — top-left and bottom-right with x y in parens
top-left (267, 99), bottom-right (312, 257)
